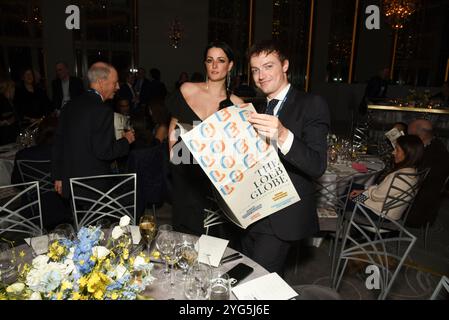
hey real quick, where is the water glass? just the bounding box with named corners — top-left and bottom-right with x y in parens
top-left (210, 270), bottom-right (231, 300)
top-left (184, 263), bottom-right (212, 300)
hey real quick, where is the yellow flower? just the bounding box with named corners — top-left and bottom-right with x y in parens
top-left (56, 292), bottom-right (64, 300)
top-left (87, 272), bottom-right (111, 300)
top-left (111, 292), bottom-right (119, 300)
top-left (48, 242), bottom-right (66, 261)
top-left (61, 281), bottom-right (73, 291)
top-left (78, 276), bottom-right (88, 289)
top-left (19, 250), bottom-right (26, 258)
top-left (72, 292), bottom-right (82, 300)
top-left (123, 248), bottom-right (129, 260)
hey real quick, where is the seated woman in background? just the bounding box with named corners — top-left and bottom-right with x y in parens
top-left (0, 78), bottom-right (19, 145)
top-left (349, 135), bottom-right (424, 221)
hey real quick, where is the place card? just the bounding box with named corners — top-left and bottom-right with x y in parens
top-left (195, 235), bottom-right (229, 267)
top-left (232, 272), bottom-right (298, 300)
top-left (25, 235), bottom-right (49, 255)
top-left (129, 226), bottom-right (141, 245)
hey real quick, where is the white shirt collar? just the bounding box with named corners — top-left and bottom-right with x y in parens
top-left (267, 84), bottom-right (291, 103)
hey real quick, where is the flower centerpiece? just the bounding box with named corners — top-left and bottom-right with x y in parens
top-left (0, 216), bottom-right (155, 300)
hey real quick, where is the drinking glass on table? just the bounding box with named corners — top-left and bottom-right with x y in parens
top-left (184, 262), bottom-right (212, 300)
top-left (175, 234), bottom-right (198, 281)
top-left (139, 213), bottom-right (157, 257)
top-left (0, 242), bottom-right (17, 286)
top-left (210, 270), bottom-right (231, 300)
top-left (154, 225), bottom-right (175, 280)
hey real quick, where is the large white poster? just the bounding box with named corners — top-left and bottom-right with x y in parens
top-left (180, 104), bottom-right (300, 229)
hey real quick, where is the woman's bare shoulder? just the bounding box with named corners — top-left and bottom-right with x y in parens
top-left (230, 94), bottom-right (245, 105)
top-left (180, 82), bottom-right (204, 97)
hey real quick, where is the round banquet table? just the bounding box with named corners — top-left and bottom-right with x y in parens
top-left (1, 232), bottom-right (269, 301)
top-left (315, 155), bottom-right (385, 230)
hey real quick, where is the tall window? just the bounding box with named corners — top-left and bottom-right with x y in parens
top-left (208, 0), bottom-right (250, 77)
top-left (272, 0), bottom-right (311, 89)
top-left (73, 0), bottom-right (134, 78)
top-left (393, 0), bottom-right (449, 86)
top-left (0, 0), bottom-right (43, 81)
top-left (326, 0), bottom-right (356, 83)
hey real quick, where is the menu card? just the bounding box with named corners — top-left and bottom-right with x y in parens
top-left (195, 235), bottom-right (229, 267)
top-left (232, 273), bottom-right (297, 300)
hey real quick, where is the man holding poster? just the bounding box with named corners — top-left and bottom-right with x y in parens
top-left (244, 40), bottom-right (330, 275)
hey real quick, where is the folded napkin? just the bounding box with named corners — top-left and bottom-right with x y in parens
top-left (352, 162), bottom-right (368, 173)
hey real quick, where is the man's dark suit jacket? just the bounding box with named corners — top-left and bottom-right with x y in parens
top-left (258, 87), bottom-right (330, 241)
top-left (52, 91), bottom-right (130, 198)
top-left (117, 82), bottom-right (135, 105)
top-left (51, 77), bottom-right (84, 110)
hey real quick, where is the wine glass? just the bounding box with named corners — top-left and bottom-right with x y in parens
top-left (0, 242), bottom-right (16, 287)
top-left (139, 214), bottom-right (157, 257)
top-left (184, 262), bottom-right (212, 300)
top-left (154, 225), bottom-right (175, 281)
top-left (175, 234), bottom-right (198, 281)
top-left (51, 223), bottom-right (76, 242)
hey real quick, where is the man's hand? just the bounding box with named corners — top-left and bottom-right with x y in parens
top-left (54, 180), bottom-right (63, 196)
top-left (248, 113), bottom-right (289, 145)
top-left (123, 130), bottom-right (135, 144)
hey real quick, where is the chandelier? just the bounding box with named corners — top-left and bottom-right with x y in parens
top-left (383, 0), bottom-right (418, 29)
top-left (168, 18), bottom-right (183, 49)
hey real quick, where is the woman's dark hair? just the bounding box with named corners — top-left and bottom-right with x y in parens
top-left (203, 41), bottom-right (234, 63)
top-left (394, 135), bottom-right (424, 169)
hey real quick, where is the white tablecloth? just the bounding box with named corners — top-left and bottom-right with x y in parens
top-left (0, 143), bottom-right (19, 186)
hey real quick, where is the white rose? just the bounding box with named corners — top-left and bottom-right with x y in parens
top-left (6, 282), bottom-right (25, 294)
top-left (115, 265), bottom-right (128, 280)
top-left (119, 216), bottom-right (131, 227)
top-left (111, 226), bottom-right (124, 240)
top-left (92, 246), bottom-right (110, 260)
top-left (29, 292), bottom-right (42, 300)
top-left (32, 255), bottom-right (49, 269)
top-left (133, 256), bottom-right (146, 270)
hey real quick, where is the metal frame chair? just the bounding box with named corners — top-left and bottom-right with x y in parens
top-left (332, 202), bottom-right (417, 299)
top-left (16, 160), bottom-right (53, 194)
top-left (430, 276), bottom-right (449, 300)
top-left (69, 174), bottom-right (137, 230)
top-left (0, 181), bottom-right (43, 238)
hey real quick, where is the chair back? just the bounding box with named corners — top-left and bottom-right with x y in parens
top-left (430, 276), bottom-right (449, 300)
top-left (126, 145), bottom-right (166, 216)
top-left (0, 181), bottom-right (43, 239)
top-left (17, 160), bottom-right (53, 194)
top-left (379, 168), bottom-right (430, 224)
top-left (69, 174), bottom-right (136, 230)
top-left (333, 202), bottom-right (417, 299)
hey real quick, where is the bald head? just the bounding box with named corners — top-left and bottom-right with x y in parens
top-left (408, 119), bottom-right (433, 145)
top-left (88, 62), bottom-right (119, 101)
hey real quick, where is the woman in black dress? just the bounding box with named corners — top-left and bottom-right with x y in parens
top-left (167, 42), bottom-right (244, 236)
top-left (14, 69), bottom-right (52, 124)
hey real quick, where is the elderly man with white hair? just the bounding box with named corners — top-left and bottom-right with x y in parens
top-left (406, 119), bottom-right (449, 228)
top-left (52, 62), bottom-right (135, 198)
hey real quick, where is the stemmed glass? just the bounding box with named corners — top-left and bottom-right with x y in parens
top-left (139, 214), bottom-right (157, 257)
top-left (154, 225), bottom-right (175, 281)
top-left (174, 234), bottom-right (198, 281)
top-left (0, 242), bottom-right (16, 287)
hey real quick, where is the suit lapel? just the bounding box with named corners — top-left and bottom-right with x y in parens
top-left (278, 87), bottom-right (299, 125)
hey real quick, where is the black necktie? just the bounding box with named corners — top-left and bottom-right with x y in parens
top-left (265, 99), bottom-right (279, 115)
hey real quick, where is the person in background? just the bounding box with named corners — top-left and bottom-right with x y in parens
top-left (147, 68), bottom-right (167, 104)
top-left (244, 40), bottom-right (330, 275)
top-left (0, 78), bottom-right (19, 145)
top-left (358, 67), bottom-right (390, 115)
top-left (51, 62), bottom-right (84, 111)
top-left (175, 71), bottom-right (189, 90)
top-left (406, 119), bottom-right (449, 227)
top-left (134, 67), bottom-right (151, 110)
top-left (52, 62), bottom-right (135, 198)
top-left (431, 82), bottom-right (449, 108)
top-left (117, 71), bottom-right (137, 111)
top-left (14, 68), bottom-right (52, 124)
top-left (349, 135), bottom-right (424, 221)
